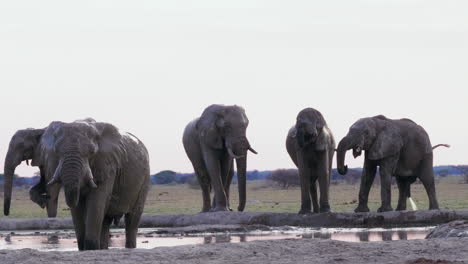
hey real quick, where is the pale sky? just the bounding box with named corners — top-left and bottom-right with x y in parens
top-left (0, 0), bottom-right (467, 176)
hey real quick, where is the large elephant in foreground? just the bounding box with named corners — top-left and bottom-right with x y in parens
top-left (4, 119), bottom-right (150, 250)
top-left (3, 128), bottom-right (61, 217)
top-left (183, 105), bottom-right (257, 212)
top-left (336, 115), bottom-right (448, 212)
top-left (286, 108), bottom-right (335, 214)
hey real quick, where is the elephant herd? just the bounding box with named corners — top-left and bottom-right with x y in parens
top-left (2, 105), bottom-right (448, 251)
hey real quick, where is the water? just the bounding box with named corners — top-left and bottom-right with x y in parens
top-left (0, 227), bottom-right (432, 251)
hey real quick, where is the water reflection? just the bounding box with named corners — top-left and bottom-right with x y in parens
top-left (0, 227), bottom-right (431, 251)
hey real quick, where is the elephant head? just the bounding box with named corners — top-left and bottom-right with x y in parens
top-left (196, 105), bottom-right (257, 211)
top-left (292, 108), bottom-right (328, 150)
top-left (337, 115), bottom-right (403, 175)
top-left (4, 128), bottom-right (45, 216)
top-left (43, 119), bottom-right (125, 208)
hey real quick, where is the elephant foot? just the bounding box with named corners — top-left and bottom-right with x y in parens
top-left (298, 209), bottom-right (313, 215)
top-left (429, 206), bottom-right (439, 210)
top-left (395, 206), bottom-right (407, 211)
top-left (377, 206), bottom-right (393, 212)
top-left (354, 205), bottom-right (370, 213)
top-left (210, 206), bottom-right (229, 212)
top-left (319, 206), bottom-right (331, 213)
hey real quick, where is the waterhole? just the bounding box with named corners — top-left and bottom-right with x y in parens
top-left (0, 227), bottom-right (432, 251)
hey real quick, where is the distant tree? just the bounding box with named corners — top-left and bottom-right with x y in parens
top-left (461, 167), bottom-right (468, 184)
top-left (267, 169), bottom-right (299, 189)
top-left (151, 170), bottom-right (177, 184)
top-left (437, 169), bottom-right (450, 177)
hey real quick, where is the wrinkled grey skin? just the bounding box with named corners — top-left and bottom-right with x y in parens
top-left (4, 119), bottom-right (150, 251)
top-left (336, 115), bottom-right (447, 212)
top-left (286, 108), bottom-right (335, 214)
top-left (3, 128), bottom-right (61, 217)
top-left (183, 105), bottom-right (257, 212)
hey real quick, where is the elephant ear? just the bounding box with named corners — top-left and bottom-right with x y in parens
top-left (94, 122), bottom-right (126, 163)
top-left (92, 122), bottom-right (126, 183)
top-left (196, 106), bottom-right (225, 150)
top-left (368, 127), bottom-right (403, 160)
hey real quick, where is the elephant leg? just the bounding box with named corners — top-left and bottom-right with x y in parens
top-left (70, 201), bottom-right (86, 251)
top-left (222, 159), bottom-right (234, 211)
top-left (195, 167), bottom-right (212, 212)
top-left (395, 177), bottom-right (408, 211)
top-left (83, 190), bottom-right (111, 250)
top-left (125, 184), bottom-right (149, 248)
top-left (418, 154), bottom-right (439, 210)
top-left (317, 152), bottom-right (331, 213)
top-left (297, 152), bottom-right (312, 214)
top-left (202, 149), bottom-right (228, 211)
top-left (100, 216), bottom-right (113, 249)
top-left (355, 159), bottom-right (377, 213)
top-left (377, 156), bottom-right (398, 212)
top-left (310, 178), bottom-right (319, 213)
top-left (45, 184), bottom-right (61, 217)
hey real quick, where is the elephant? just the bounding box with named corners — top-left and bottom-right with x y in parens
top-left (183, 104), bottom-right (257, 212)
top-left (3, 118), bottom-right (150, 250)
top-left (286, 108), bottom-right (335, 214)
top-left (336, 115), bottom-right (448, 212)
top-left (3, 128), bottom-right (61, 217)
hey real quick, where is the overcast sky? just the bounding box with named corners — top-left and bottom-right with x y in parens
top-left (0, 0), bottom-right (467, 176)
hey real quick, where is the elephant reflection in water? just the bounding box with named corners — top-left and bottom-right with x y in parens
top-left (203, 236), bottom-right (213, 244)
top-left (357, 232), bottom-right (370, 242)
top-left (46, 235), bottom-right (59, 244)
top-left (203, 234), bottom-right (233, 244)
top-left (397, 231), bottom-right (408, 240)
top-left (381, 231), bottom-right (394, 241)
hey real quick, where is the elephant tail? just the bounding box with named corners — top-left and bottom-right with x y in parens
top-left (432, 144), bottom-right (450, 150)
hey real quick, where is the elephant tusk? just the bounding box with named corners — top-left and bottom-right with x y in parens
top-left (248, 147), bottom-right (258, 155)
top-left (88, 179), bottom-right (98, 188)
top-left (48, 161), bottom-right (62, 186)
top-left (228, 148), bottom-right (244, 159)
top-left (84, 165), bottom-right (98, 189)
top-left (47, 177), bottom-right (60, 186)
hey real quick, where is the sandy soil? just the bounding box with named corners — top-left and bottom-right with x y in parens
top-left (0, 237), bottom-right (466, 264)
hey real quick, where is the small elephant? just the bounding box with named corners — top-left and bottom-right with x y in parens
top-left (4, 119), bottom-right (150, 250)
top-left (183, 105), bottom-right (257, 212)
top-left (286, 108), bottom-right (335, 214)
top-left (4, 128), bottom-right (61, 217)
top-left (336, 115), bottom-right (448, 212)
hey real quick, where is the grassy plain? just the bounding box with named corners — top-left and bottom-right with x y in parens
top-left (1, 177), bottom-right (467, 218)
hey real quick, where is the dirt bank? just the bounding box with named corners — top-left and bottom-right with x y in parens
top-left (1, 210), bottom-right (468, 231)
top-left (0, 237), bottom-right (466, 264)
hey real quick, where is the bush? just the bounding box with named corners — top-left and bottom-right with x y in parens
top-left (151, 170), bottom-right (177, 184)
top-left (267, 169), bottom-right (299, 189)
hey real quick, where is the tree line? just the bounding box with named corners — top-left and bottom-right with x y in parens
top-left (1, 165), bottom-right (467, 188)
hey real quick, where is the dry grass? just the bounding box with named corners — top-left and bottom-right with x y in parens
top-left (1, 177), bottom-right (467, 218)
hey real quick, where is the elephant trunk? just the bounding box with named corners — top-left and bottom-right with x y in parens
top-left (3, 150), bottom-right (22, 216)
top-left (337, 135), bottom-right (355, 175)
top-left (226, 136), bottom-right (256, 212)
top-left (59, 153), bottom-right (83, 208)
top-left (236, 155), bottom-right (247, 212)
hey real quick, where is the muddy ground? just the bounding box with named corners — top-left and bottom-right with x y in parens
top-left (0, 236), bottom-right (467, 264)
